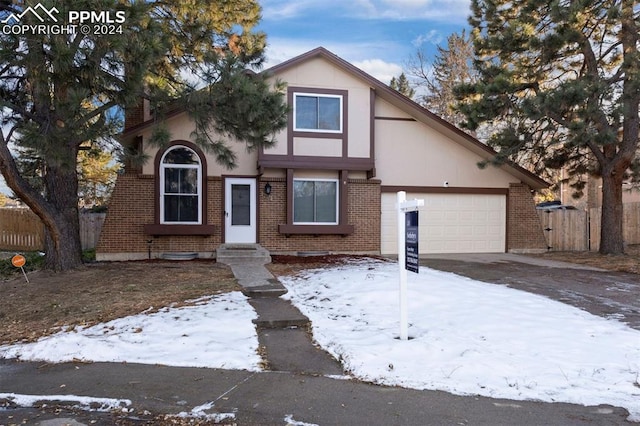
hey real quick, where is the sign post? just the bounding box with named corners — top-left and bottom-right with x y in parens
top-left (396, 191), bottom-right (424, 340)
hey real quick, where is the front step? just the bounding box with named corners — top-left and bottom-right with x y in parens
top-left (216, 244), bottom-right (271, 264)
top-left (242, 282), bottom-right (288, 298)
top-left (249, 298), bottom-right (310, 329)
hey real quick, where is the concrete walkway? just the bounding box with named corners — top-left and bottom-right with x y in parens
top-left (220, 255), bottom-right (344, 377)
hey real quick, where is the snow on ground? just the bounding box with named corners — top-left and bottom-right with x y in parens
top-left (0, 292), bottom-right (261, 370)
top-left (0, 393), bottom-right (131, 412)
top-left (280, 259), bottom-right (640, 421)
top-left (1, 259), bottom-right (639, 420)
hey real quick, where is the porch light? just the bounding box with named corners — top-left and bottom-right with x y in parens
top-left (264, 183), bottom-right (272, 195)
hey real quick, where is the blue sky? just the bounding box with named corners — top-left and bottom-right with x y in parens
top-left (258, 0), bottom-right (472, 84)
top-left (0, 0), bottom-right (472, 196)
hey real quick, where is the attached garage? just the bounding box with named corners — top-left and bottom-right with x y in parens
top-left (381, 192), bottom-right (507, 255)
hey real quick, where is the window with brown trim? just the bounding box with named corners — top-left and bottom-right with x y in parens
top-left (293, 93), bottom-right (343, 133)
top-left (278, 169), bottom-right (354, 236)
top-left (144, 141), bottom-right (215, 236)
top-left (293, 179), bottom-right (338, 224)
top-left (160, 146), bottom-right (202, 224)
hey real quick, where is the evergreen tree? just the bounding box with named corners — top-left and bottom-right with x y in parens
top-left (389, 73), bottom-right (415, 99)
top-left (0, 0), bottom-right (289, 270)
top-left (77, 146), bottom-right (119, 208)
top-left (458, 0), bottom-right (640, 254)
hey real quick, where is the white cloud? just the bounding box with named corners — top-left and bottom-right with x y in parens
top-left (412, 29), bottom-right (444, 47)
top-left (260, 0), bottom-right (318, 20)
top-left (263, 38), bottom-right (403, 84)
top-left (354, 0), bottom-right (471, 22)
top-left (351, 58), bottom-right (403, 85)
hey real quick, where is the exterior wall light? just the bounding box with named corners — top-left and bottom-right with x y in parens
top-left (264, 183), bottom-right (272, 195)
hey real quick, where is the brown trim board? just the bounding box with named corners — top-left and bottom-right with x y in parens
top-left (381, 186), bottom-right (509, 195)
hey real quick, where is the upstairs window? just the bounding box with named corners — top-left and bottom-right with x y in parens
top-left (294, 93), bottom-right (342, 133)
top-left (160, 146), bottom-right (201, 224)
top-left (293, 179), bottom-right (338, 224)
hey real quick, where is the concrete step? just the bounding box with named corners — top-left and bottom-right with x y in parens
top-left (249, 298), bottom-right (310, 329)
top-left (242, 283), bottom-right (288, 298)
top-left (216, 244), bottom-right (271, 264)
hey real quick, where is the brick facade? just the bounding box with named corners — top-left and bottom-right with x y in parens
top-left (96, 174), bottom-right (223, 261)
top-left (97, 174), bottom-right (380, 260)
top-left (124, 102), bottom-right (145, 130)
top-left (258, 178), bottom-right (381, 253)
top-left (98, 175), bottom-right (548, 259)
top-left (507, 183), bottom-right (547, 253)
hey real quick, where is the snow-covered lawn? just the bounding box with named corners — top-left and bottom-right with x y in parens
top-left (0, 292), bottom-right (262, 370)
top-left (280, 259), bottom-right (640, 422)
top-left (1, 259), bottom-right (639, 421)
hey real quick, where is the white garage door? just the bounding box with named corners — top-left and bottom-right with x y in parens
top-left (381, 193), bottom-right (506, 254)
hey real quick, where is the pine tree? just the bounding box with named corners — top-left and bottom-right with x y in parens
top-left (77, 147), bottom-right (119, 208)
top-left (389, 73), bottom-right (416, 99)
top-left (458, 0), bottom-right (640, 254)
top-left (0, 0), bottom-right (288, 270)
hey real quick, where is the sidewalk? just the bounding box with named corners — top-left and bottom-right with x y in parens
top-left (0, 256), bottom-right (632, 425)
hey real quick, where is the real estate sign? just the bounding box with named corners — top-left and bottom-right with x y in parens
top-left (405, 210), bottom-right (419, 273)
top-left (396, 191), bottom-right (424, 340)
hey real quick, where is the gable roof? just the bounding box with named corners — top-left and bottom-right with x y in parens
top-left (266, 47), bottom-right (548, 190)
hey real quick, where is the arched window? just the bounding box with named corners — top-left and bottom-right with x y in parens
top-left (160, 145), bottom-right (202, 224)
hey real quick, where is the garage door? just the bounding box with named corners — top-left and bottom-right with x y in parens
top-left (381, 193), bottom-right (506, 254)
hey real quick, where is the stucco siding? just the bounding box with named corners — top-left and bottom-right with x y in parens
top-left (270, 58), bottom-right (371, 160)
top-left (139, 113), bottom-right (258, 177)
top-left (374, 117), bottom-right (518, 188)
top-left (293, 137), bottom-right (342, 157)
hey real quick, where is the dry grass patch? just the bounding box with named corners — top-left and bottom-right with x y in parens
top-left (0, 260), bottom-right (238, 345)
top-left (531, 244), bottom-right (640, 274)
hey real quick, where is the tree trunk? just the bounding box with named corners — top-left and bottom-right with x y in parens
top-left (1, 128), bottom-right (84, 271)
top-left (599, 172), bottom-right (624, 254)
top-left (42, 159), bottom-right (83, 271)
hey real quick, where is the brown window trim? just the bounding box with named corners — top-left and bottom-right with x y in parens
top-left (144, 224), bottom-right (216, 236)
top-left (290, 87), bottom-right (348, 137)
top-left (278, 169), bottom-right (354, 236)
top-left (278, 223), bottom-right (354, 236)
top-left (145, 140), bottom-right (216, 236)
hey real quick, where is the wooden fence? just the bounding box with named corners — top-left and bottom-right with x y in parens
top-left (538, 209), bottom-right (589, 251)
top-left (539, 202), bottom-right (640, 251)
top-left (79, 212), bottom-right (106, 250)
top-left (0, 208), bottom-right (106, 252)
top-left (0, 208), bottom-right (44, 251)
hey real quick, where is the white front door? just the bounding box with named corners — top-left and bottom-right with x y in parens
top-left (225, 178), bottom-right (257, 243)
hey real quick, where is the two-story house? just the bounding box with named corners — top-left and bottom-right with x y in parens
top-left (96, 47), bottom-right (548, 261)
